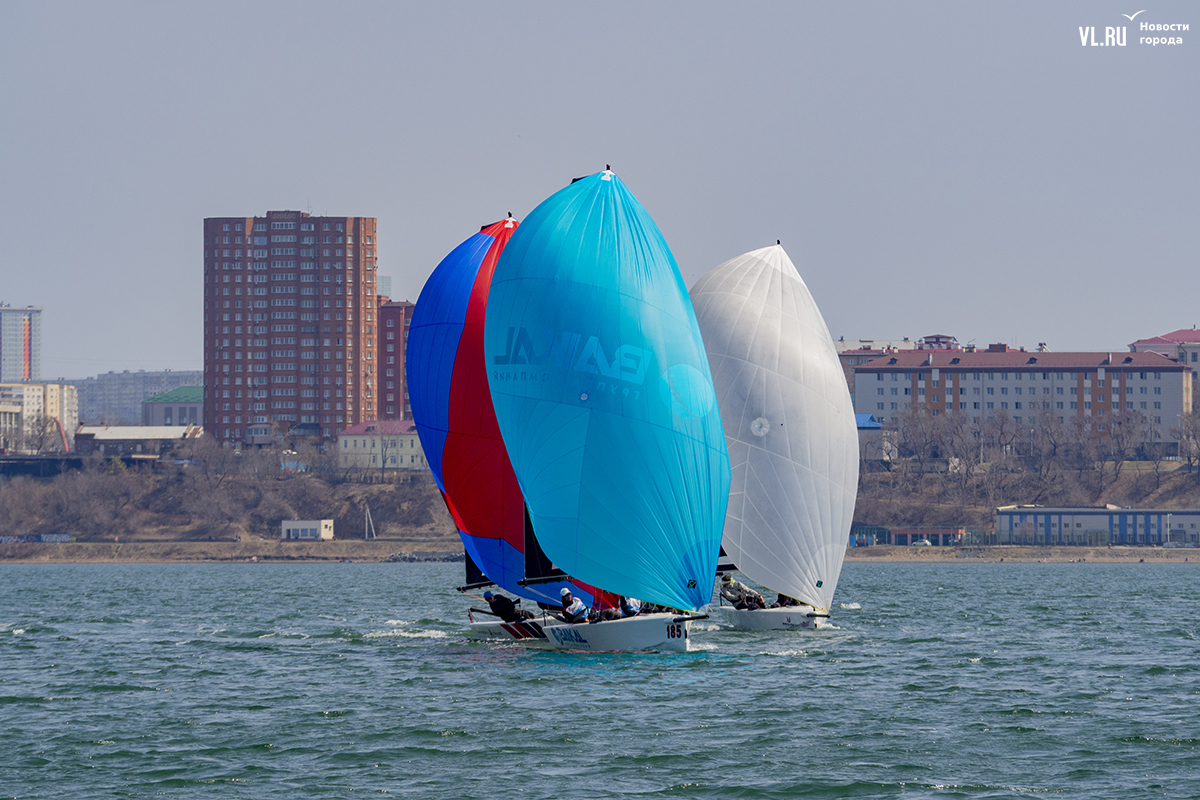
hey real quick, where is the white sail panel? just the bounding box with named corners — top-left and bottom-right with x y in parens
top-left (690, 245), bottom-right (859, 611)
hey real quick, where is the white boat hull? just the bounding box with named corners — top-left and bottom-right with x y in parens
top-left (468, 612), bottom-right (695, 651)
top-left (542, 613), bottom-right (696, 651)
top-left (466, 613), bottom-right (563, 642)
top-left (712, 606), bottom-right (830, 631)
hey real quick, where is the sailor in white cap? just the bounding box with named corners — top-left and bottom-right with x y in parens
top-left (559, 586), bottom-right (589, 623)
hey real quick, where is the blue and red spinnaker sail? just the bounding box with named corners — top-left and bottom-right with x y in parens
top-left (407, 219), bottom-right (593, 607)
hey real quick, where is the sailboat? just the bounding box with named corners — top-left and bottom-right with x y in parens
top-left (407, 218), bottom-right (594, 642)
top-left (689, 244), bottom-right (859, 630)
top-left (483, 169), bottom-right (730, 651)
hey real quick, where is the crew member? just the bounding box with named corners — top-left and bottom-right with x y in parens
top-left (559, 587), bottom-right (589, 623)
top-left (719, 574), bottom-right (766, 609)
top-left (619, 596), bottom-right (642, 617)
top-left (483, 590), bottom-right (533, 622)
top-left (771, 593), bottom-right (800, 608)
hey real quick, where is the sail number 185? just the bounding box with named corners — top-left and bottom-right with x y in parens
top-left (667, 623), bottom-right (685, 639)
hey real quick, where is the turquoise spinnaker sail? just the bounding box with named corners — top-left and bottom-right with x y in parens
top-left (484, 170), bottom-right (730, 611)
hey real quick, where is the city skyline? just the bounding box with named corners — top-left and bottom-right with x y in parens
top-left (1, 2), bottom-right (1196, 378)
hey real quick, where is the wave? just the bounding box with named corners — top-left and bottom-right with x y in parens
top-left (364, 628), bottom-right (450, 640)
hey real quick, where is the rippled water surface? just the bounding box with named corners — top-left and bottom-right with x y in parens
top-left (2, 562), bottom-right (1197, 799)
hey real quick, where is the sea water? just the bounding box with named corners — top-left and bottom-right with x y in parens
top-left (1, 562), bottom-right (1196, 799)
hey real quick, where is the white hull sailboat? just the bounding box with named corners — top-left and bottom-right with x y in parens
top-left (709, 606), bottom-right (830, 630)
top-left (691, 244), bottom-right (859, 631)
top-left (466, 610), bottom-right (700, 650)
top-left (483, 170), bottom-right (731, 652)
top-left (542, 613), bottom-right (696, 652)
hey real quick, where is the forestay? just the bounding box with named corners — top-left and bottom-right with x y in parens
top-left (484, 171), bottom-right (730, 611)
top-left (690, 244), bottom-right (859, 612)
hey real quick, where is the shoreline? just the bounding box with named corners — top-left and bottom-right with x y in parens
top-left (1, 541), bottom-right (1196, 565)
top-left (0, 539), bottom-right (461, 564)
top-left (843, 544), bottom-right (1197, 564)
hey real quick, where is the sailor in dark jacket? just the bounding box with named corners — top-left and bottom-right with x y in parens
top-left (484, 590), bottom-right (533, 622)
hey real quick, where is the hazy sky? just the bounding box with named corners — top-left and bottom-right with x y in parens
top-left (1, 1), bottom-right (1195, 377)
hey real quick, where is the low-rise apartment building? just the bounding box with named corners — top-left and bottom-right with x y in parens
top-left (837, 335), bottom-right (960, 399)
top-left (996, 505), bottom-right (1200, 546)
top-left (337, 420), bottom-right (426, 470)
top-left (1130, 328), bottom-right (1200, 393)
top-left (74, 425), bottom-right (204, 456)
top-left (142, 386), bottom-right (204, 426)
top-left (853, 345), bottom-right (1190, 441)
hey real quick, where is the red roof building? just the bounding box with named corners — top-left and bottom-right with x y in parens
top-left (1130, 328), bottom-right (1200, 347)
top-left (1129, 328), bottom-right (1200, 381)
top-left (836, 335), bottom-right (954, 395)
top-left (853, 344), bottom-right (1190, 440)
top-left (336, 419), bottom-right (425, 470)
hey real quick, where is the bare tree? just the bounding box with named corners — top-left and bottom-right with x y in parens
top-left (895, 407), bottom-right (941, 475)
top-left (1139, 413), bottom-right (1168, 491)
top-left (1105, 410), bottom-right (1144, 484)
top-left (379, 434), bottom-right (397, 483)
top-left (981, 409), bottom-right (1019, 468)
top-left (303, 441), bottom-right (341, 481)
top-left (940, 412), bottom-right (983, 501)
top-left (1026, 414), bottom-right (1069, 503)
top-left (23, 414), bottom-right (57, 455)
top-left (184, 437), bottom-right (241, 493)
top-left (178, 437), bottom-right (242, 536)
top-left (1172, 412), bottom-right (1200, 476)
top-left (0, 476), bottom-right (47, 531)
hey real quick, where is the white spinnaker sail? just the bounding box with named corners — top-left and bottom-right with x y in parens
top-left (690, 245), bottom-right (859, 612)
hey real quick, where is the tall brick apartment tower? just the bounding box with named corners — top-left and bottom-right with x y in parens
top-left (378, 299), bottom-right (415, 419)
top-left (203, 210), bottom-right (379, 446)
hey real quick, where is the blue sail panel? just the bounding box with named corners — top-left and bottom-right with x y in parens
top-left (406, 232), bottom-right (494, 490)
top-left (484, 172), bottom-right (730, 611)
top-left (407, 223), bottom-right (594, 608)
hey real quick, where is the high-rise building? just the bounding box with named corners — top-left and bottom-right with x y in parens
top-left (378, 300), bottom-right (415, 420)
top-left (0, 304), bottom-right (41, 383)
top-left (203, 210), bottom-right (380, 446)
